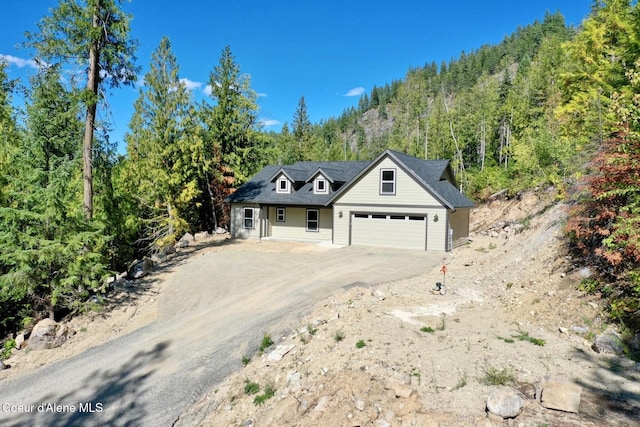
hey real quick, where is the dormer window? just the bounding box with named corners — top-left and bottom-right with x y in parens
top-left (276, 177), bottom-right (290, 194)
top-left (314, 177), bottom-right (328, 194)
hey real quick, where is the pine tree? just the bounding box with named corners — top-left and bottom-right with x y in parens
top-left (26, 0), bottom-right (139, 219)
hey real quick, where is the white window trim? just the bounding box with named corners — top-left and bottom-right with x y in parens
top-left (306, 209), bottom-right (319, 232)
top-left (380, 168), bottom-right (396, 195)
top-left (314, 177), bottom-right (328, 194)
top-left (276, 177), bottom-right (290, 194)
top-left (242, 207), bottom-right (255, 229)
top-left (276, 207), bottom-right (286, 222)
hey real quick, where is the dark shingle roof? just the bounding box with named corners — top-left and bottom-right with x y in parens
top-left (226, 161), bottom-right (369, 206)
top-left (226, 150), bottom-right (475, 209)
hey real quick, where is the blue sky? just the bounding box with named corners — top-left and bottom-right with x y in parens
top-left (1, 1), bottom-right (592, 150)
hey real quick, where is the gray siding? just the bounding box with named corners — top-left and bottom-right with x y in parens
top-left (230, 203), bottom-right (263, 239)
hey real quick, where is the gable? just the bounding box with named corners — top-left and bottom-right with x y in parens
top-left (333, 156), bottom-right (443, 207)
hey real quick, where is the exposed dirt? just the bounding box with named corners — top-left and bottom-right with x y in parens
top-left (179, 188), bottom-right (640, 427)
top-left (3, 188), bottom-right (639, 426)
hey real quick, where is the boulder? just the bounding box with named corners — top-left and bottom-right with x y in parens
top-left (175, 232), bottom-right (194, 249)
top-left (267, 344), bottom-right (295, 362)
top-left (194, 231), bottom-right (210, 240)
top-left (15, 332), bottom-right (25, 350)
top-left (540, 380), bottom-right (582, 413)
top-left (592, 333), bottom-right (625, 355)
top-left (486, 387), bottom-right (524, 419)
top-left (162, 245), bottom-right (177, 256)
top-left (215, 227), bottom-right (227, 234)
top-left (28, 319), bottom-right (59, 350)
top-left (128, 257), bottom-right (154, 280)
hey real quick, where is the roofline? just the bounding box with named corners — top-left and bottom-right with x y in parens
top-left (327, 149), bottom-right (457, 209)
top-left (305, 168), bottom-right (336, 184)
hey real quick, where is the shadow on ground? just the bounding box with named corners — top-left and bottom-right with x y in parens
top-left (570, 346), bottom-right (640, 426)
top-left (98, 236), bottom-right (240, 318)
top-left (3, 341), bottom-right (170, 427)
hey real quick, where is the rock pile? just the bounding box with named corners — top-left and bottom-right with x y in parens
top-left (474, 220), bottom-right (526, 240)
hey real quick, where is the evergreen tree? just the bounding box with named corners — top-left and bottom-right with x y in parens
top-left (0, 65), bottom-right (108, 331)
top-left (26, 0), bottom-right (139, 219)
top-left (557, 0), bottom-right (637, 145)
top-left (292, 96), bottom-right (312, 159)
top-left (202, 45), bottom-right (259, 227)
top-left (125, 37), bottom-right (202, 249)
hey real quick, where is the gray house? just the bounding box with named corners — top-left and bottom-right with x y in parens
top-left (225, 149), bottom-right (475, 251)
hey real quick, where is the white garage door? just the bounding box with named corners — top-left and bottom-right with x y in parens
top-left (350, 213), bottom-right (427, 250)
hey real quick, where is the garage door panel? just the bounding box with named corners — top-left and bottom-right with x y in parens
top-left (351, 213), bottom-right (427, 250)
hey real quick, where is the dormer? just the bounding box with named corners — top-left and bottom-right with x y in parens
top-left (275, 174), bottom-right (291, 194)
top-left (314, 175), bottom-right (329, 194)
top-left (306, 169), bottom-right (335, 195)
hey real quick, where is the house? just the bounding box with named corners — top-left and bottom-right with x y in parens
top-left (225, 149), bottom-right (475, 251)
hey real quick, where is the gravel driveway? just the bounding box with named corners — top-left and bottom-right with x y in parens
top-left (0, 240), bottom-right (440, 426)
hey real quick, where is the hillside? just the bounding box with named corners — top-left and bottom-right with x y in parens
top-left (177, 189), bottom-right (640, 426)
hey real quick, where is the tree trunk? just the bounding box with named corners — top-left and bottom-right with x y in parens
top-left (167, 202), bottom-right (175, 236)
top-left (83, 12), bottom-right (100, 220)
top-left (205, 171), bottom-right (218, 230)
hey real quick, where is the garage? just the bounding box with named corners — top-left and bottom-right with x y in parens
top-left (350, 213), bottom-right (427, 250)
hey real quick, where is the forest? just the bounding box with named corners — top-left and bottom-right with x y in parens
top-left (1, 0), bottom-right (639, 343)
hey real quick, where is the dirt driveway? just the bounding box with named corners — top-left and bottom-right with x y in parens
top-left (0, 239), bottom-right (441, 427)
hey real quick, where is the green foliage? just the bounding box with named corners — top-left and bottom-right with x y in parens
top-left (420, 326), bottom-right (435, 333)
top-left (26, 0), bottom-right (139, 219)
top-left (253, 383), bottom-right (275, 406)
top-left (244, 380), bottom-right (260, 395)
top-left (259, 334), bottom-right (273, 352)
top-left (355, 339), bottom-right (367, 348)
top-left (1, 339), bottom-right (16, 360)
top-left (124, 37), bottom-right (204, 251)
top-left (480, 366), bottom-right (515, 386)
top-left (241, 355), bottom-right (251, 366)
top-left (333, 330), bottom-right (345, 342)
top-left (512, 330), bottom-right (546, 346)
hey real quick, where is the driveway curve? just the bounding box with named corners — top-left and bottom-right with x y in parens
top-left (0, 241), bottom-right (440, 426)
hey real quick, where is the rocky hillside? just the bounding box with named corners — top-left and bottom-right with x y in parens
top-left (177, 189), bottom-right (640, 427)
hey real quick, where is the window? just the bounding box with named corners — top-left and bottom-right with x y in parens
top-left (276, 177), bottom-right (290, 194)
top-left (354, 213), bottom-right (369, 219)
top-left (315, 177), bottom-right (328, 194)
top-left (390, 215), bottom-right (406, 220)
top-left (306, 209), bottom-right (319, 232)
top-left (243, 207), bottom-right (254, 229)
top-left (371, 214), bottom-right (386, 219)
top-left (276, 207), bottom-right (286, 222)
top-left (380, 169), bottom-right (396, 195)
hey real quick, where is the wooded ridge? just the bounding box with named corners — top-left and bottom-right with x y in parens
top-left (1, 0), bottom-right (639, 354)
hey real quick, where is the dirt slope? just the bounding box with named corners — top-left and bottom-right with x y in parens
top-left (178, 189), bottom-right (640, 427)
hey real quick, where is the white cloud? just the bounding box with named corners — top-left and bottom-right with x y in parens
top-left (180, 77), bottom-right (202, 91)
top-left (261, 118), bottom-right (281, 127)
top-left (344, 86), bottom-right (365, 97)
top-left (256, 92), bottom-right (267, 98)
top-left (0, 54), bottom-right (40, 69)
top-left (203, 84), bottom-right (212, 96)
